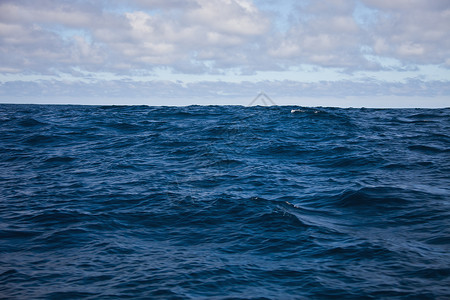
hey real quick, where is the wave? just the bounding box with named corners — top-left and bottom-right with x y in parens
top-left (0, 104), bottom-right (449, 299)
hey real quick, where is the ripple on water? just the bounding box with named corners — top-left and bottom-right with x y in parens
top-left (0, 104), bottom-right (449, 299)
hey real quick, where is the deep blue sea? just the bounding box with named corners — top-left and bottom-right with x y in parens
top-left (0, 104), bottom-right (449, 299)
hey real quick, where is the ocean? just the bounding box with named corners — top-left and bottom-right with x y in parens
top-left (0, 104), bottom-right (449, 299)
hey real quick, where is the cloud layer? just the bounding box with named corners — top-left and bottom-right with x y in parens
top-left (0, 0), bottom-right (449, 106)
top-left (1, 0), bottom-right (449, 74)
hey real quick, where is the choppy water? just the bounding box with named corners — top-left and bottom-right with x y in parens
top-left (0, 104), bottom-right (449, 299)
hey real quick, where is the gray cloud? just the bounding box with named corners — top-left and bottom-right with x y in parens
top-left (361, 0), bottom-right (450, 66)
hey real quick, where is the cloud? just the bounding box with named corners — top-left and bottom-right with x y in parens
top-left (361, 0), bottom-right (450, 65)
top-left (268, 0), bottom-right (368, 68)
top-left (106, 0), bottom-right (270, 72)
top-left (1, 0), bottom-right (450, 75)
top-left (0, 0), bottom-right (449, 106)
top-left (0, 0), bottom-right (106, 73)
top-left (2, 78), bottom-right (449, 102)
top-left (0, 0), bottom-right (271, 74)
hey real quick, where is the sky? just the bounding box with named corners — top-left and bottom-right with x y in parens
top-left (0, 0), bottom-right (449, 107)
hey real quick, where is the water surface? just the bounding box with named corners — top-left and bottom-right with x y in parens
top-left (1, 104), bottom-right (449, 299)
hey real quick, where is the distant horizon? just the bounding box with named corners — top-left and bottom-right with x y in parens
top-left (1, 95), bottom-right (449, 109)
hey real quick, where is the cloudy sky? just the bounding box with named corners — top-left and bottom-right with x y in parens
top-left (1, 0), bottom-right (449, 107)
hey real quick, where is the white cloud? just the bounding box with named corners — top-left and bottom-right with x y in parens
top-left (184, 0), bottom-right (267, 36)
top-left (267, 1), bottom-right (368, 69)
top-left (0, 0), bottom-right (272, 74)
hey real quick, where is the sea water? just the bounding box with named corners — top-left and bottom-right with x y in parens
top-left (0, 104), bottom-right (449, 299)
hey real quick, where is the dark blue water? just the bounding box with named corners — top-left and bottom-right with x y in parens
top-left (1, 104), bottom-right (449, 299)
